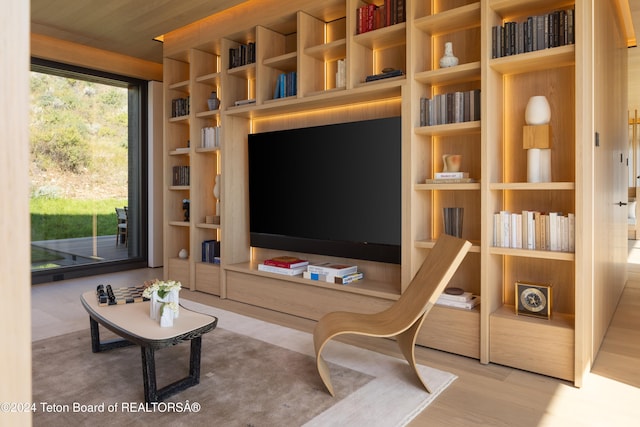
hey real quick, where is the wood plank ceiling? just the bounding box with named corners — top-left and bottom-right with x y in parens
top-left (30, 0), bottom-right (248, 64)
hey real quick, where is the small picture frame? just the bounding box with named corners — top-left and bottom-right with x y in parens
top-left (515, 281), bottom-right (552, 319)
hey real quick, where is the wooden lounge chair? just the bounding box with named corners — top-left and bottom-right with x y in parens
top-left (313, 234), bottom-right (472, 396)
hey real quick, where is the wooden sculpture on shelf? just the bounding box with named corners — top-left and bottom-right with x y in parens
top-left (313, 234), bottom-right (471, 396)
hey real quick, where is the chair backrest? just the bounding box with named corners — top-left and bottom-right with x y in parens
top-left (385, 233), bottom-right (471, 323)
top-left (115, 207), bottom-right (127, 222)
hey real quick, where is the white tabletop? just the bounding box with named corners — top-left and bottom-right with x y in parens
top-left (80, 290), bottom-right (217, 344)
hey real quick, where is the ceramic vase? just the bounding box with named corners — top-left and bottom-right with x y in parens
top-left (149, 289), bottom-right (180, 323)
top-left (439, 42), bottom-right (459, 68)
top-left (524, 95), bottom-right (552, 182)
top-left (207, 92), bottom-right (220, 110)
top-left (524, 95), bottom-right (551, 125)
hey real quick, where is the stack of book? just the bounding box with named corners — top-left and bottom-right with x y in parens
top-left (424, 172), bottom-right (476, 184)
top-left (201, 239), bottom-right (220, 264)
top-left (436, 290), bottom-right (479, 310)
top-left (257, 256), bottom-right (309, 276)
top-left (303, 262), bottom-right (363, 285)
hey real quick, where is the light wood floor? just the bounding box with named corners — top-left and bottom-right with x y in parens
top-left (32, 254), bottom-right (640, 426)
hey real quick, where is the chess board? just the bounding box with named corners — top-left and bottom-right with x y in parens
top-left (96, 284), bottom-right (149, 306)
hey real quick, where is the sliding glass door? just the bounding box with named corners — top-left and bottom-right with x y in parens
top-left (30, 59), bottom-right (147, 283)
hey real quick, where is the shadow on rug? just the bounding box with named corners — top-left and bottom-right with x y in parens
top-left (32, 328), bottom-right (372, 427)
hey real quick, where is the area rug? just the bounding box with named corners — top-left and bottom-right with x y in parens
top-left (32, 301), bottom-right (456, 426)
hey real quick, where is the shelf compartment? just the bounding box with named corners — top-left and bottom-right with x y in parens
top-left (227, 62), bottom-right (257, 79)
top-left (489, 246), bottom-right (574, 261)
top-left (169, 149), bottom-right (190, 156)
top-left (194, 147), bottom-right (221, 154)
top-left (195, 72), bottom-right (221, 85)
top-left (196, 223), bottom-right (221, 230)
top-left (169, 115), bottom-right (189, 123)
top-left (414, 61), bottom-right (481, 86)
top-left (224, 78), bottom-right (403, 118)
top-left (418, 304), bottom-right (480, 359)
top-left (195, 262), bottom-right (221, 295)
top-left (415, 3), bottom-right (481, 36)
top-left (414, 120), bottom-right (481, 136)
top-left (490, 305), bottom-right (574, 381)
top-left (490, 0), bottom-right (575, 18)
top-left (167, 257), bottom-right (190, 287)
top-left (415, 183), bottom-right (480, 191)
top-left (263, 51), bottom-right (298, 71)
top-left (169, 80), bottom-right (189, 90)
top-left (490, 44), bottom-right (575, 75)
top-left (195, 110), bottom-right (220, 118)
top-left (304, 38), bottom-right (347, 61)
top-left (489, 182), bottom-right (575, 190)
top-left (415, 239), bottom-right (481, 253)
top-left (225, 268), bottom-right (398, 321)
top-left (168, 221), bottom-right (190, 227)
top-left (225, 261), bottom-right (399, 300)
top-left (353, 22), bottom-right (406, 50)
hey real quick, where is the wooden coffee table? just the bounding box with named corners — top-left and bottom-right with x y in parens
top-left (80, 290), bottom-right (218, 403)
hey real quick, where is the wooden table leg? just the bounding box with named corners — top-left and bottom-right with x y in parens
top-left (89, 317), bottom-right (134, 353)
top-left (140, 337), bottom-right (203, 403)
top-left (141, 346), bottom-right (158, 403)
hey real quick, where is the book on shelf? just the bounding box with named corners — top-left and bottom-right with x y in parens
top-left (306, 262), bottom-right (358, 278)
top-left (258, 263), bottom-right (307, 276)
top-left (420, 89), bottom-right (480, 127)
top-left (425, 177), bottom-right (476, 184)
top-left (171, 96), bottom-right (190, 118)
top-left (273, 72), bottom-right (297, 99)
top-left (439, 291), bottom-right (473, 303)
top-left (336, 59), bottom-right (346, 89)
top-left (263, 256), bottom-right (309, 269)
top-left (234, 98), bottom-right (256, 106)
top-left (334, 271), bottom-right (364, 285)
top-left (172, 165), bottom-right (190, 186)
top-left (302, 270), bottom-right (364, 284)
top-left (229, 42), bottom-right (256, 69)
top-left (435, 172), bottom-right (469, 179)
top-left (201, 126), bottom-right (221, 149)
top-left (201, 239), bottom-right (220, 264)
top-left (356, 0), bottom-right (406, 35)
top-left (491, 7), bottom-right (575, 59)
top-left (493, 210), bottom-right (575, 252)
top-left (364, 69), bottom-right (404, 82)
top-left (436, 294), bottom-right (479, 310)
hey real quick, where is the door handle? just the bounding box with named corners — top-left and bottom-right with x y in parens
top-left (618, 201), bottom-right (628, 206)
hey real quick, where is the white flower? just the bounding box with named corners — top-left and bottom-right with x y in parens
top-left (143, 279), bottom-right (182, 299)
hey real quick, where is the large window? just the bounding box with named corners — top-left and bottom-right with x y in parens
top-left (30, 59), bottom-right (148, 283)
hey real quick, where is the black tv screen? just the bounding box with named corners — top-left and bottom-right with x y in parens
top-left (248, 116), bottom-right (401, 264)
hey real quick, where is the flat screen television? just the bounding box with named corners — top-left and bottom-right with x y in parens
top-left (248, 116), bottom-right (401, 264)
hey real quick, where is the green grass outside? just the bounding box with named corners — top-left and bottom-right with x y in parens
top-left (31, 198), bottom-right (128, 241)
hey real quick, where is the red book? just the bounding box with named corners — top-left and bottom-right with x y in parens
top-left (263, 256), bottom-right (309, 269)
